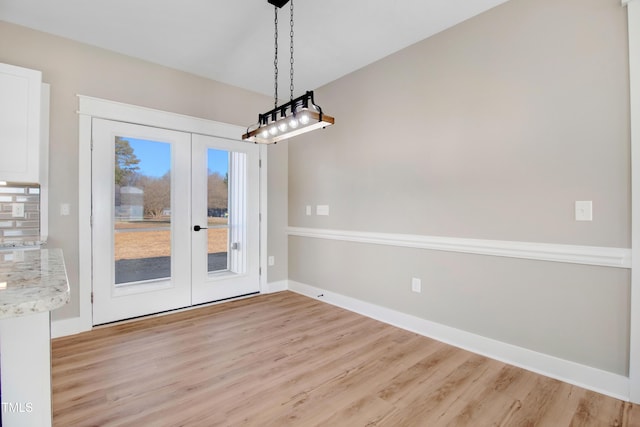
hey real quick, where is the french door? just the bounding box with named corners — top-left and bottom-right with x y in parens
top-left (191, 134), bottom-right (260, 304)
top-left (91, 119), bottom-right (259, 325)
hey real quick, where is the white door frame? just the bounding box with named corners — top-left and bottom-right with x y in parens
top-left (626, 0), bottom-right (640, 404)
top-left (52, 96), bottom-right (267, 337)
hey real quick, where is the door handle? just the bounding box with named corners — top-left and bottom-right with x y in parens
top-left (193, 225), bottom-right (208, 231)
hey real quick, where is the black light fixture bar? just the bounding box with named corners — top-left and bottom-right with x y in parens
top-left (259, 91), bottom-right (312, 127)
top-left (242, 91), bottom-right (335, 144)
top-left (243, 0), bottom-right (335, 144)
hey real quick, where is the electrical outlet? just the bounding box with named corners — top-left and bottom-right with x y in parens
top-left (11, 203), bottom-right (24, 218)
top-left (411, 277), bottom-right (421, 293)
top-left (268, 256), bottom-right (275, 266)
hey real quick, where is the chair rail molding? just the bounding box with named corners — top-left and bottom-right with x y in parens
top-left (287, 227), bottom-right (631, 269)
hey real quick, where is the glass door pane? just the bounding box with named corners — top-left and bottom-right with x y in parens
top-left (114, 137), bottom-right (172, 284)
top-left (206, 149), bottom-right (229, 273)
top-left (191, 134), bottom-right (260, 305)
top-left (92, 118), bottom-right (191, 325)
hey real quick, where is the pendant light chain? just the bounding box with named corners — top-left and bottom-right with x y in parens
top-left (273, 6), bottom-right (279, 108)
top-left (289, 0), bottom-right (295, 101)
top-left (241, 0), bottom-right (335, 143)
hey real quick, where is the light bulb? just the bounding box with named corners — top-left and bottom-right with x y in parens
top-left (300, 113), bottom-right (310, 125)
top-left (260, 129), bottom-right (269, 139)
top-left (288, 117), bottom-right (299, 128)
top-left (269, 125), bottom-right (278, 136)
top-left (278, 121), bottom-right (288, 132)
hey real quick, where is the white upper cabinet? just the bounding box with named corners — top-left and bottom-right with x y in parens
top-left (0, 62), bottom-right (42, 183)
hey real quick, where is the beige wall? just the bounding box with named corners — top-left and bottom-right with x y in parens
top-left (0, 20), bottom-right (288, 320)
top-left (288, 0), bottom-right (631, 374)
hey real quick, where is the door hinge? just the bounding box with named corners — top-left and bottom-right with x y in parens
top-left (91, 292), bottom-right (94, 303)
top-left (259, 159), bottom-right (262, 168)
top-left (90, 139), bottom-right (94, 151)
top-left (259, 267), bottom-right (262, 276)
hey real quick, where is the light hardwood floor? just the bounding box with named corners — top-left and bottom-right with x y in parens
top-left (52, 291), bottom-right (640, 426)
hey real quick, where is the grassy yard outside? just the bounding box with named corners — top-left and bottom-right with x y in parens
top-left (114, 218), bottom-right (228, 260)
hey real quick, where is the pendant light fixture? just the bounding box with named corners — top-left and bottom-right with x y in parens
top-left (242, 0), bottom-right (335, 144)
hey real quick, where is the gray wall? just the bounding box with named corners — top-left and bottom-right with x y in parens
top-left (288, 0), bottom-right (631, 375)
top-left (0, 21), bottom-right (288, 320)
top-left (267, 141), bottom-right (289, 284)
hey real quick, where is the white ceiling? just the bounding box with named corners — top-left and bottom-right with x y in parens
top-left (0, 0), bottom-right (511, 97)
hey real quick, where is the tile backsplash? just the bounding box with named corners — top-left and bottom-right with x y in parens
top-left (0, 183), bottom-right (40, 241)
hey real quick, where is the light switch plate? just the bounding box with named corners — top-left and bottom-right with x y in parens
top-left (305, 205), bottom-right (312, 216)
top-left (316, 205), bottom-right (330, 216)
top-left (268, 256), bottom-right (275, 266)
top-left (575, 201), bottom-right (593, 221)
top-left (411, 277), bottom-right (422, 293)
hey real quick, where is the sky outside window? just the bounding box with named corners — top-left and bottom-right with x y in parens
top-left (125, 138), bottom-right (228, 176)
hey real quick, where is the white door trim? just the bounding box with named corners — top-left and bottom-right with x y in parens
top-left (626, 0), bottom-right (640, 404)
top-left (52, 96), bottom-right (267, 337)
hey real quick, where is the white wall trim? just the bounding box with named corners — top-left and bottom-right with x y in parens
top-left (627, 0), bottom-right (640, 404)
top-left (51, 315), bottom-right (89, 339)
top-left (77, 95), bottom-right (242, 141)
top-left (287, 280), bottom-right (631, 402)
top-left (287, 227), bottom-right (631, 269)
top-left (263, 280), bottom-right (289, 294)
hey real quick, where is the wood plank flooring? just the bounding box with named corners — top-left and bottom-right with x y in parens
top-left (52, 291), bottom-right (640, 426)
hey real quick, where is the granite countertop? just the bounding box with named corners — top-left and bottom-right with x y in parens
top-left (0, 248), bottom-right (70, 319)
top-left (0, 238), bottom-right (47, 249)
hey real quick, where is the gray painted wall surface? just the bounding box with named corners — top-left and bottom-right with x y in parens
top-left (267, 141), bottom-right (289, 283)
top-left (288, 0), bottom-right (631, 374)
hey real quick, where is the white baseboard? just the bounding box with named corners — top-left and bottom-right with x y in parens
top-left (263, 280), bottom-right (289, 294)
top-left (287, 280), bottom-right (631, 402)
top-left (51, 316), bottom-right (91, 339)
